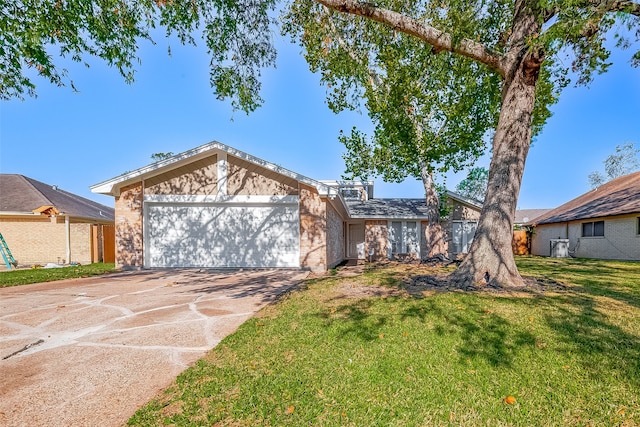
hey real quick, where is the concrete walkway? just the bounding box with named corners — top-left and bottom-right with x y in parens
top-left (0, 269), bottom-right (306, 427)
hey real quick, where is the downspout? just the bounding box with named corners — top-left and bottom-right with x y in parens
top-left (65, 214), bottom-right (71, 264)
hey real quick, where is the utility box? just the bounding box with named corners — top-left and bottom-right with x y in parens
top-left (550, 239), bottom-right (570, 258)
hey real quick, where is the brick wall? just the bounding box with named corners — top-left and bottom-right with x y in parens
top-left (299, 184), bottom-right (326, 272)
top-left (70, 223), bottom-right (92, 264)
top-left (114, 182), bottom-right (144, 269)
top-left (0, 217), bottom-right (97, 265)
top-left (532, 215), bottom-right (640, 260)
top-left (0, 217), bottom-right (66, 264)
top-left (531, 223), bottom-right (568, 256)
top-left (145, 154), bottom-right (217, 195)
top-left (326, 202), bottom-right (345, 268)
top-left (227, 156), bottom-right (299, 196)
top-left (365, 220), bottom-right (388, 260)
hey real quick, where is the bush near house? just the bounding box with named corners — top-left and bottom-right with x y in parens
top-left (129, 257), bottom-right (640, 426)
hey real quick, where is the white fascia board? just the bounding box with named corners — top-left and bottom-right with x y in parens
top-left (91, 140), bottom-right (334, 197)
top-left (143, 194), bottom-right (300, 205)
top-left (445, 190), bottom-right (483, 210)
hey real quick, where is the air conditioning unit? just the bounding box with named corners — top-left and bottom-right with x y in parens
top-left (550, 239), bottom-right (569, 257)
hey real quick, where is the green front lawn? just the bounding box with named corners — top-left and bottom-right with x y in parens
top-left (129, 257), bottom-right (640, 426)
top-left (0, 263), bottom-right (118, 287)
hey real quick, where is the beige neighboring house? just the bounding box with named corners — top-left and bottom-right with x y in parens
top-left (531, 171), bottom-right (640, 260)
top-left (91, 141), bottom-right (482, 272)
top-left (0, 175), bottom-right (115, 266)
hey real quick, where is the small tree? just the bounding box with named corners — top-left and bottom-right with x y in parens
top-left (455, 167), bottom-right (489, 201)
top-left (588, 142), bottom-right (639, 188)
top-left (151, 152), bottom-right (174, 162)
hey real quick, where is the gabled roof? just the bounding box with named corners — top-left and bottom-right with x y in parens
top-left (445, 190), bottom-right (483, 210)
top-left (515, 209), bottom-right (551, 224)
top-left (0, 174), bottom-right (114, 222)
top-left (346, 191), bottom-right (482, 219)
top-left (91, 140), bottom-right (336, 197)
top-left (533, 171), bottom-right (640, 225)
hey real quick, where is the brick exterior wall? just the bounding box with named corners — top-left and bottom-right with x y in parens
top-left (0, 217), bottom-right (99, 265)
top-left (299, 184), bottom-right (327, 272)
top-left (145, 154), bottom-right (217, 195)
top-left (365, 220), bottom-right (388, 260)
top-left (326, 202), bottom-right (345, 268)
top-left (70, 223), bottom-right (92, 264)
top-left (532, 214), bottom-right (640, 260)
top-left (531, 223), bottom-right (567, 256)
top-left (227, 156), bottom-right (299, 196)
top-left (114, 182), bottom-right (144, 269)
top-left (0, 217), bottom-right (66, 264)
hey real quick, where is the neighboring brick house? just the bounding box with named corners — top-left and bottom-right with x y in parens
top-left (91, 141), bottom-right (482, 272)
top-left (0, 175), bottom-right (115, 266)
top-left (530, 171), bottom-right (640, 260)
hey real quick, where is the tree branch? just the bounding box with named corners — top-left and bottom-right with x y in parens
top-left (314, 0), bottom-right (505, 75)
top-left (597, 0), bottom-right (640, 16)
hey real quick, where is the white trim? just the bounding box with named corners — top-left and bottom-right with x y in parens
top-left (143, 194), bottom-right (299, 204)
top-left (90, 141), bottom-right (336, 197)
top-left (217, 152), bottom-right (228, 196)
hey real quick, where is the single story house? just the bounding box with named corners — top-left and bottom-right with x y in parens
top-left (530, 171), bottom-right (640, 260)
top-left (0, 174), bottom-right (115, 266)
top-left (91, 141), bottom-right (482, 272)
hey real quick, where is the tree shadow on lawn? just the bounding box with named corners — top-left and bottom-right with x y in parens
top-left (314, 274), bottom-right (640, 387)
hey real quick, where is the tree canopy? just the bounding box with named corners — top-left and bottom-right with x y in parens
top-left (1, 0), bottom-right (277, 112)
top-left (588, 142), bottom-right (640, 188)
top-left (455, 167), bottom-right (489, 201)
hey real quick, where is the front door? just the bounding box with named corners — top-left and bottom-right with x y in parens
top-left (348, 223), bottom-right (365, 259)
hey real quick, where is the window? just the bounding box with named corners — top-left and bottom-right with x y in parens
top-left (582, 220), bottom-right (604, 237)
top-left (452, 221), bottom-right (477, 254)
top-left (341, 188), bottom-right (361, 200)
top-left (637, 217), bottom-right (640, 235)
top-left (388, 221), bottom-right (419, 255)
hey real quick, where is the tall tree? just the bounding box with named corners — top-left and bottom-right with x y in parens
top-left (588, 142), bottom-right (640, 188)
top-left (283, 6), bottom-right (501, 258)
top-left (4, 0), bottom-right (640, 286)
top-left (456, 167), bottom-right (489, 201)
top-left (297, 0), bottom-right (640, 287)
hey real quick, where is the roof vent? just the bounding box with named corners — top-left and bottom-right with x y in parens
top-left (52, 185), bottom-right (58, 190)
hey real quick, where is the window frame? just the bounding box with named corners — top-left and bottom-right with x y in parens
top-left (581, 220), bottom-right (604, 237)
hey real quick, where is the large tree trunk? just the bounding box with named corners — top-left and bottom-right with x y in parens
top-left (450, 0), bottom-right (543, 288)
top-left (420, 163), bottom-right (447, 258)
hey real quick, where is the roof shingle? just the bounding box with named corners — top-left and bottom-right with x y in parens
top-left (0, 174), bottom-right (114, 221)
top-left (533, 171), bottom-right (640, 225)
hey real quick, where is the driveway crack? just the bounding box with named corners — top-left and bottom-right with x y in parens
top-left (2, 339), bottom-right (45, 360)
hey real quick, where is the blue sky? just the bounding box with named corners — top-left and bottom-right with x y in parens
top-left (1, 30), bottom-right (639, 210)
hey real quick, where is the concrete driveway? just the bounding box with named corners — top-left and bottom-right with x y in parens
top-left (0, 269), bottom-right (307, 427)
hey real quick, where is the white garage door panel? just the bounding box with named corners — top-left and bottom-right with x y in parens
top-left (146, 204), bottom-right (299, 268)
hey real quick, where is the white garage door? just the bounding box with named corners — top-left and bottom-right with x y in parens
top-left (145, 202), bottom-right (300, 268)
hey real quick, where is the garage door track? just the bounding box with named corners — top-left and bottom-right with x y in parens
top-left (0, 269), bottom-right (306, 427)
